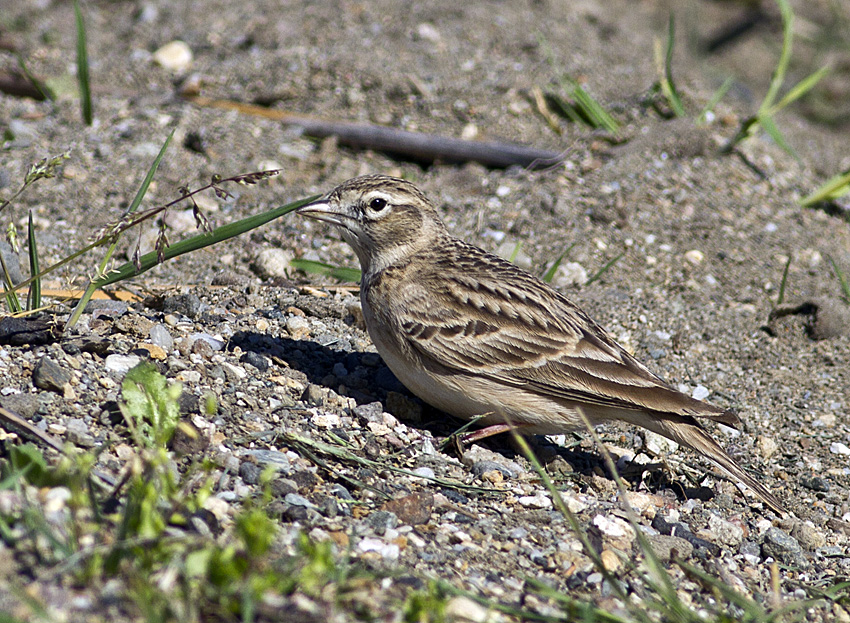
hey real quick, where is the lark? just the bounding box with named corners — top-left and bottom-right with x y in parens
top-left (297, 174), bottom-right (785, 514)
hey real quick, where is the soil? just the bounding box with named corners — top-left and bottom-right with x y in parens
top-left (1, 0), bottom-right (850, 621)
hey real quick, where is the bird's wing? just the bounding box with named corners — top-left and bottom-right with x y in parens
top-left (396, 249), bottom-right (738, 425)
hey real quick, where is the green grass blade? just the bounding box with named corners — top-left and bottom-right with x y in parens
top-left (769, 66), bottom-right (830, 115)
top-left (27, 211), bottom-right (40, 310)
top-left (541, 241), bottom-right (578, 283)
top-left (585, 250), bottom-right (624, 286)
top-left (90, 195), bottom-right (319, 290)
top-left (65, 195), bottom-right (319, 329)
top-left (698, 76), bottom-right (733, 123)
top-left (0, 252), bottom-right (23, 313)
top-left (289, 258), bottom-right (362, 283)
top-left (662, 14), bottom-right (686, 117)
top-left (800, 168), bottom-right (850, 207)
top-left (73, 0), bottom-right (93, 125)
top-left (827, 255), bottom-right (850, 303)
top-left (508, 241), bottom-right (522, 263)
top-left (759, 114), bottom-right (797, 158)
top-left (759, 0), bottom-right (794, 115)
top-left (568, 79), bottom-right (620, 133)
top-left (67, 131), bottom-right (174, 326)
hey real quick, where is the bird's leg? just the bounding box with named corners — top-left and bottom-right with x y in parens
top-left (461, 422), bottom-right (533, 444)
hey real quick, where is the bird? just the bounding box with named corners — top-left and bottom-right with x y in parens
top-left (297, 174), bottom-right (786, 514)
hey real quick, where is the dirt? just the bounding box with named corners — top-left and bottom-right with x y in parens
top-left (1, 0), bottom-right (850, 621)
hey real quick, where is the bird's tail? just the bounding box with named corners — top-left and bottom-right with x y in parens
top-left (623, 413), bottom-right (787, 515)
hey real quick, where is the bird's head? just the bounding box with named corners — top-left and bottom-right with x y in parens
top-left (298, 175), bottom-right (446, 276)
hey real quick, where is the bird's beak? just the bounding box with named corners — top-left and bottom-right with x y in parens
top-left (296, 199), bottom-right (350, 228)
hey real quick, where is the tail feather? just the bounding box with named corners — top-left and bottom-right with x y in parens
top-left (627, 413), bottom-right (786, 515)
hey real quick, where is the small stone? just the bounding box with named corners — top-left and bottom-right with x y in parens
top-left (708, 514), bottom-right (745, 547)
top-left (284, 493), bottom-right (316, 508)
top-left (518, 492), bottom-right (552, 509)
top-left (136, 343), bottom-right (167, 360)
top-left (600, 549), bottom-right (621, 572)
top-left (592, 515), bottom-right (634, 543)
top-left (104, 354), bottom-right (142, 374)
top-left (415, 23), bottom-right (441, 43)
top-left (148, 324), bottom-right (173, 351)
top-left (240, 351), bottom-right (270, 372)
top-left (382, 492), bottom-right (434, 525)
top-left (684, 249), bottom-right (704, 265)
top-left (645, 534), bottom-right (694, 562)
top-left (153, 40), bottom-right (193, 71)
top-left (32, 357), bottom-right (70, 394)
top-left (830, 442), bottom-right (850, 456)
top-left (66, 418), bottom-right (95, 448)
top-left (411, 467), bottom-right (436, 479)
top-left (644, 430), bottom-right (678, 455)
top-left (357, 537), bottom-right (399, 561)
top-left (472, 460), bottom-right (516, 480)
top-left (352, 401), bottom-right (384, 423)
top-left (302, 384), bottom-right (326, 406)
top-left (791, 521), bottom-right (826, 551)
top-left (162, 293), bottom-right (202, 319)
top-left (552, 262), bottom-right (588, 288)
top-left (239, 449), bottom-right (291, 474)
top-left (762, 527), bottom-right (807, 567)
top-left (285, 315), bottom-right (310, 338)
top-left (252, 247), bottom-right (294, 279)
top-left (444, 596), bottom-right (491, 623)
top-left (239, 461), bottom-right (262, 485)
top-left (801, 476), bottom-right (830, 492)
top-left (757, 436), bottom-right (779, 460)
top-left (188, 333), bottom-right (225, 352)
top-left (366, 510), bottom-right (398, 535)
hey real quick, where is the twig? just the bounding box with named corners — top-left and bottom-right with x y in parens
top-left (0, 405), bottom-right (65, 452)
top-left (187, 96), bottom-right (564, 169)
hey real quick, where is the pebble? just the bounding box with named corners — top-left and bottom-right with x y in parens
top-left (284, 493), bottom-right (316, 508)
top-left (239, 461), bottom-right (262, 485)
top-left (645, 534), bottom-right (694, 562)
top-left (801, 476), bottom-right (830, 492)
top-left (593, 515), bottom-right (633, 540)
top-left (162, 293), bottom-right (202, 319)
top-left (188, 333), bottom-right (226, 352)
top-left (708, 514), bottom-right (745, 547)
top-left (358, 537), bottom-right (400, 561)
top-left (691, 384), bottom-right (710, 401)
top-left (148, 324), bottom-right (173, 351)
top-left (472, 460), bottom-right (517, 480)
top-left (32, 357), bottom-right (70, 394)
top-left (552, 262), bottom-right (588, 288)
top-left (411, 467), bottom-right (436, 479)
top-left (600, 549), bottom-right (621, 572)
top-left (65, 418), bottom-right (95, 448)
top-left (518, 492), bottom-right (552, 509)
top-left (684, 249), bottom-right (704, 265)
top-left (444, 596), bottom-right (490, 623)
top-left (252, 247), bottom-right (294, 279)
top-left (792, 521), bottom-right (827, 551)
top-left (240, 351), bottom-right (270, 372)
top-left (104, 354), bottom-right (142, 375)
top-left (153, 40), bottom-right (193, 71)
top-left (366, 510), bottom-right (399, 535)
top-left (830, 442), bottom-right (850, 456)
top-left (382, 492), bottom-right (434, 526)
top-left (644, 430), bottom-right (678, 455)
top-left (285, 316), bottom-right (310, 338)
top-left (762, 527), bottom-right (807, 567)
top-left (239, 449), bottom-right (291, 474)
top-left (757, 436), bottom-right (779, 460)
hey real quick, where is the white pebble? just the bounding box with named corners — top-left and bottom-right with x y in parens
top-left (357, 537), bottom-right (400, 560)
top-left (830, 442), bottom-right (850, 456)
top-left (104, 354), bottom-right (142, 374)
top-left (152, 40), bottom-right (193, 71)
top-left (684, 249), bottom-right (704, 265)
top-left (692, 385), bottom-right (710, 401)
top-left (518, 491), bottom-right (552, 509)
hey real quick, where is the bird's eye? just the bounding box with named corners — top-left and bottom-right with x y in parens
top-left (367, 197), bottom-right (388, 213)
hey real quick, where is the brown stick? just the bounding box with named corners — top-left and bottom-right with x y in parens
top-left (187, 96), bottom-right (564, 169)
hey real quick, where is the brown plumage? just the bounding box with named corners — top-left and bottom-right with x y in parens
top-left (298, 174), bottom-right (786, 514)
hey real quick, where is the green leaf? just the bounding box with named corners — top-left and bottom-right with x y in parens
top-left (74, 0), bottom-right (93, 125)
top-left (289, 258), bottom-right (361, 283)
top-left (27, 211), bottom-right (40, 310)
top-left (799, 168), bottom-right (850, 207)
top-left (120, 362), bottom-right (182, 448)
top-left (758, 114), bottom-right (797, 159)
top-left (661, 14), bottom-right (685, 117)
top-left (541, 241), bottom-right (578, 283)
